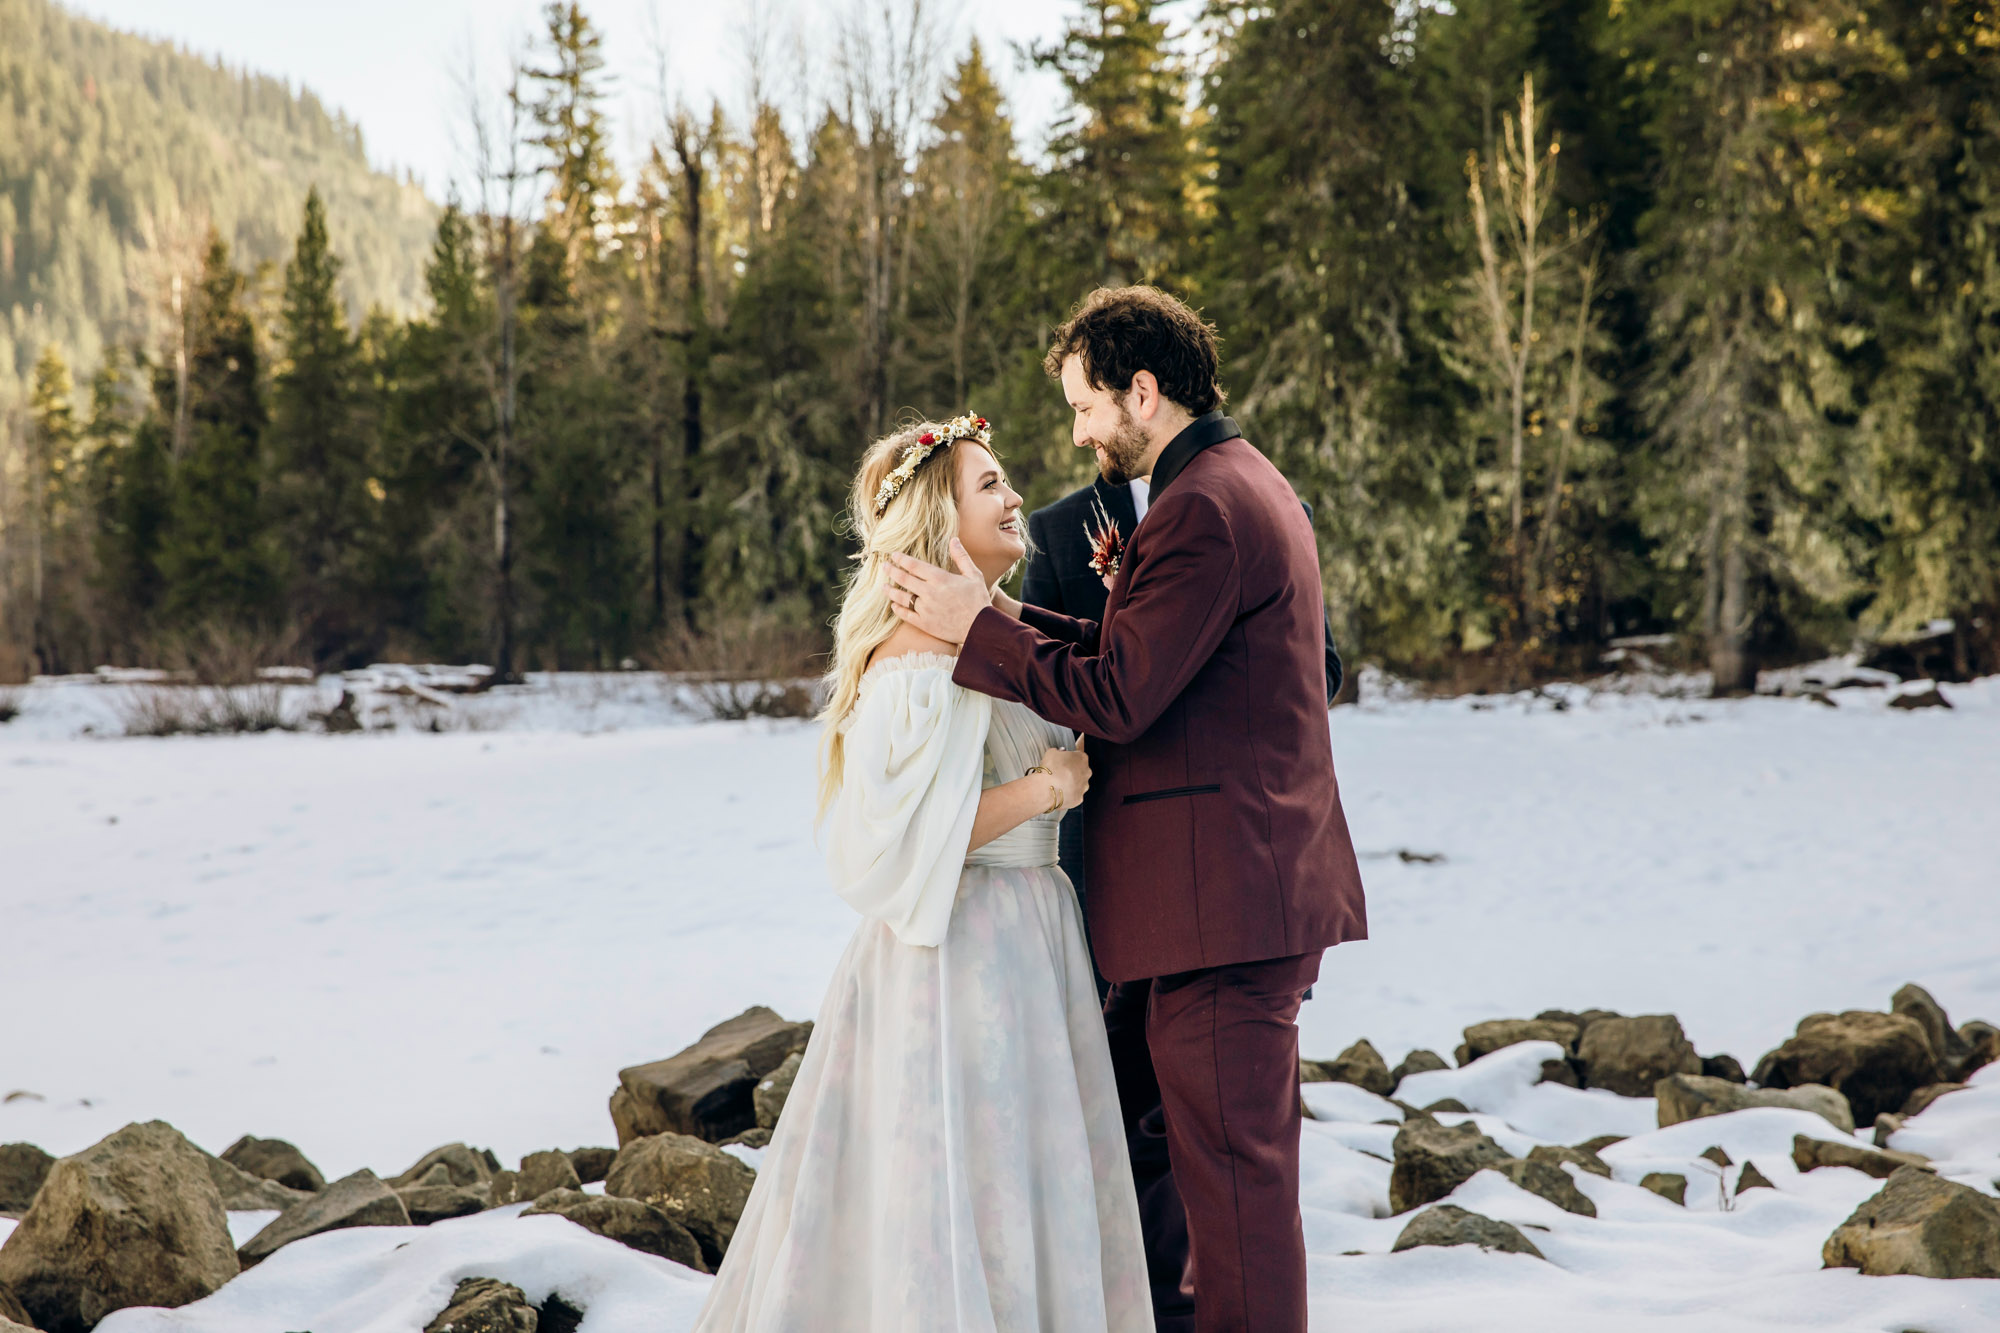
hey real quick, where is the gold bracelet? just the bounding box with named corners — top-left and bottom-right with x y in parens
top-left (1025, 764), bottom-right (1065, 815)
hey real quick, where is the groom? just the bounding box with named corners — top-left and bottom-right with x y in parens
top-left (886, 285), bottom-right (1367, 1333)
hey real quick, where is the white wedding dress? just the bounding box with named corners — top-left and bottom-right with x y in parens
top-left (690, 652), bottom-right (1152, 1333)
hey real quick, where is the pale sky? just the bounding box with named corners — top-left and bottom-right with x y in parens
top-left (61, 0), bottom-right (1095, 201)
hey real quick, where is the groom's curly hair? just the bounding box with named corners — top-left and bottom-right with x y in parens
top-left (1044, 286), bottom-right (1225, 416)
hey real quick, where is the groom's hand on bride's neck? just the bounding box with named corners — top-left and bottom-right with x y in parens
top-left (884, 540), bottom-right (996, 644)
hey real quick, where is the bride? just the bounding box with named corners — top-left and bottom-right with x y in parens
top-left (691, 414), bottom-right (1152, 1332)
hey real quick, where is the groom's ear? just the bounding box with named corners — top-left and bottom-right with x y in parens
top-left (1129, 370), bottom-right (1162, 422)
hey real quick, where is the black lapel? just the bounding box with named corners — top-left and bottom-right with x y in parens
top-left (1147, 411), bottom-right (1243, 500)
top-left (1094, 475), bottom-right (1139, 537)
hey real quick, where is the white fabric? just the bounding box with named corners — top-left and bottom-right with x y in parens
top-left (692, 655), bottom-right (1153, 1333)
top-left (824, 653), bottom-right (992, 947)
top-left (1129, 477), bottom-right (1150, 522)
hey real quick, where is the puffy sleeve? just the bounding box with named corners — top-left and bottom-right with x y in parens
top-left (824, 663), bottom-right (993, 947)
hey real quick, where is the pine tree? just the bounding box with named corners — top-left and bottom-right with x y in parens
top-left (524, 2), bottom-right (620, 278)
top-left (160, 234), bottom-right (281, 632)
top-left (26, 345), bottom-right (80, 669)
top-left (271, 187), bottom-right (369, 662)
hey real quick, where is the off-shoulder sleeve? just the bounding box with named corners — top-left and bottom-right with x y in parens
top-left (824, 663), bottom-right (993, 947)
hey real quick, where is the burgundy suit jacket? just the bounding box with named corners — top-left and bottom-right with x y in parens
top-left (955, 414), bottom-right (1367, 981)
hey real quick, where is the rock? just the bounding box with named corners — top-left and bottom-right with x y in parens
top-left (1388, 1119), bottom-right (1512, 1214)
top-left (1699, 1145), bottom-right (1733, 1168)
top-left (1753, 1011), bottom-right (1939, 1125)
top-left (491, 1150), bottom-right (582, 1208)
top-left (1536, 1059), bottom-right (1581, 1088)
top-left (719, 1128), bottom-right (771, 1150)
top-left (1423, 1099), bottom-right (1471, 1115)
top-left (1654, 1073), bottom-right (1855, 1133)
top-left (1953, 1021), bottom-right (1999, 1082)
top-left (1390, 1050), bottom-right (1450, 1088)
top-left (1390, 1204), bottom-right (1544, 1260)
top-left (1736, 1162), bottom-right (1775, 1194)
top-left (1526, 1144), bottom-right (1612, 1179)
top-left (1873, 1113), bottom-right (1905, 1147)
top-left (1454, 1019), bottom-right (1578, 1068)
top-left (1482, 1159), bottom-right (1596, 1217)
top-left (1640, 1173), bottom-right (1687, 1205)
top-left (203, 1151), bottom-right (310, 1211)
top-left (1575, 1015), bottom-right (1703, 1098)
top-left (396, 1182), bottom-right (488, 1225)
top-left (611, 1007), bottom-right (813, 1145)
top-left (523, 1188), bottom-right (705, 1270)
top-left (1901, 1083), bottom-right (1969, 1118)
top-left (219, 1136), bottom-right (324, 1193)
top-left (391, 1143), bottom-right (499, 1189)
top-left (1887, 682), bottom-right (1951, 709)
top-left (1322, 1040), bottom-right (1395, 1097)
top-left (0, 1281), bottom-right (34, 1327)
top-left (422, 1277), bottom-right (537, 1333)
top-left (1298, 1059), bottom-right (1332, 1083)
top-left (754, 1052), bottom-right (803, 1131)
top-left (0, 1121), bottom-right (238, 1333)
top-left (566, 1148), bottom-right (617, 1185)
top-left (1536, 1008), bottom-right (1622, 1036)
top-left (238, 1169), bottom-right (411, 1267)
top-left (0, 1146), bottom-right (53, 1215)
top-left (1891, 983), bottom-right (1970, 1079)
top-left (1700, 1054), bottom-right (1747, 1084)
top-left (1791, 1134), bottom-right (1931, 1180)
top-left (1576, 1134), bottom-right (1627, 1155)
top-left (604, 1132), bottom-right (756, 1268)
top-left (1822, 1165), bottom-right (2000, 1277)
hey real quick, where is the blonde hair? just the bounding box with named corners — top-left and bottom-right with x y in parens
top-left (816, 420), bottom-right (1014, 818)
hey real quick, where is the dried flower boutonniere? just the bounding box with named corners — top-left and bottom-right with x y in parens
top-left (1085, 497), bottom-right (1125, 588)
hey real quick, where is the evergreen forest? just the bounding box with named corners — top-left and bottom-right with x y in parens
top-left (3, 0), bottom-right (1998, 693)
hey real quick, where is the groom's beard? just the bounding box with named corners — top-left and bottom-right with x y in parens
top-left (1090, 409), bottom-right (1151, 486)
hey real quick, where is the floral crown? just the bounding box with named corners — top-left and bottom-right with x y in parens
top-left (871, 412), bottom-right (991, 516)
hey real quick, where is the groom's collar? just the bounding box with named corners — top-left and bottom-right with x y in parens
top-left (1145, 410), bottom-right (1241, 501)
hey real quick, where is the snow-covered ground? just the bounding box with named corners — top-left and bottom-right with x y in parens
top-left (4, 670), bottom-right (1999, 1330)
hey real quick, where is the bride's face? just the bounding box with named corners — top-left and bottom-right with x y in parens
top-left (953, 443), bottom-right (1025, 584)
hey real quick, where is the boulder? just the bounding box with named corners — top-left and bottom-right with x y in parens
top-left (604, 1132), bottom-right (756, 1268)
top-left (1322, 1040), bottom-right (1395, 1097)
top-left (1576, 1135), bottom-right (1627, 1155)
top-left (1298, 1060), bottom-right (1333, 1083)
top-left (1526, 1144), bottom-right (1612, 1179)
top-left (720, 1128), bottom-right (771, 1150)
top-left (1536, 1058), bottom-right (1581, 1088)
top-left (754, 1053), bottom-right (803, 1131)
top-left (396, 1181), bottom-right (488, 1225)
top-left (566, 1148), bottom-right (618, 1185)
top-left (611, 1007), bottom-right (813, 1145)
top-left (0, 1146), bottom-right (53, 1215)
top-left (422, 1277), bottom-right (537, 1333)
top-left (203, 1151), bottom-right (310, 1211)
top-left (1736, 1162), bottom-right (1775, 1194)
top-left (0, 1121), bottom-right (237, 1333)
top-left (1752, 1011), bottom-right (1939, 1125)
top-left (523, 1188), bottom-right (705, 1270)
top-left (491, 1151), bottom-right (582, 1208)
top-left (1902, 1083), bottom-right (1969, 1118)
top-left (238, 1169), bottom-right (411, 1266)
top-left (1700, 1054), bottom-right (1747, 1084)
top-left (1423, 1099), bottom-right (1471, 1115)
top-left (1481, 1159), bottom-right (1596, 1217)
top-left (1390, 1050), bottom-right (1450, 1088)
top-left (1576, 1015), bottom-right (1702, 1098)
top-left (1791, 1134), bottom-right (1931, 1180)
top-left (391, 1143), bottom-right (499, 1190)
top-left (1891, 984), bottom-right (1971, 1079)
top-left (1873, 1114), bottom-right (1905, 1147)
top-left (1536, 1008), bottom-right (1622, 1036)
top-left (1455, 1019), bottom-right (1578, 1068)
top-left (1954, 1021), bottom-right (1999, 1082)
top-left (1699, 1145), bottom-right (1733, 1168)
top-left (1823, 1165), bottom-right (2000, 1277)
top-left (1390, 1204), bottom-right (1544, 1260)
top-left (219, 1136), bottom-right (324, 1193)
top-left (1887, 682), bottom-right (1951, 710)
top-left (1641, 1173), bottom-right (1687, 1205)
top-left (1654, 1073), bottom-right (1855, 1133)
top-left (1388, 1119), bottom-right (1512, 1214)
top-left (1, 1281), bottom-right (34, 1326)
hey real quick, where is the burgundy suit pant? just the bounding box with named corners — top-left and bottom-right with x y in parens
top-left (1103, 949), bottom-right (1323, 1333)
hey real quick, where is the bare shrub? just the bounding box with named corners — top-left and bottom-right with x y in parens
top-left (116, 684), bottom-right (295, 737)
top-left (152, 622), bottom-right (309, 685)
top-left (646, 615), bottom-right (827, 721)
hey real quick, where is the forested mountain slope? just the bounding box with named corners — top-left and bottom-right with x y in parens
top-left (0, 0), bottom-right (435, 406)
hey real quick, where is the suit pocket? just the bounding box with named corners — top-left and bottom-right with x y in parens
top-left (1122, 783), bottom-right (1222, 806)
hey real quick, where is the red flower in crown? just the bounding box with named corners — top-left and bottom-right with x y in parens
top-left (1085, 497), bottom-right (1124, 588)
top-left (919, 432), bottom-right (936, 445)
